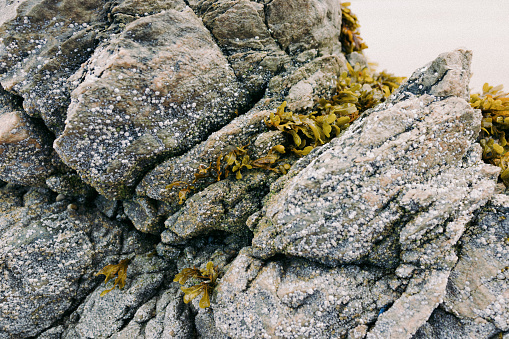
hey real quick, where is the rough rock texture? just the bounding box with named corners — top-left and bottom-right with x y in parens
top-left (54, 7), bottom-right (248, 199)
top-left (0, 0), bottom-right (508, 338)
top-left (0, 86), bottom-right (56, 186)
top-left (251, 49), bottom-right (494, 270)
top-left (214, 248), bottom-right (401, 338)
top-left (0, 184), bottom-right (156, 338)
top-left (0, 0), bottom-right (109, 134)
top-left (209, 49), bottom-right (502, 339)
top-left (414, 194), bottom-right (509, 338)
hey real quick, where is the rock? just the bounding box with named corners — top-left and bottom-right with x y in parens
top-left (215, 49), bottom-right (500, 338)
top-left (413, 307), bottom-right (499, 339)
top-left (45, 173), bottom-right (93, 196)
top-left (0, 0), bottom-right (506, 336)
top-left (161, 171), bottom-right (274, 244)
top-left (124, 196), bottom-right (164, 234)
top-left (0, 86), bottom-right (56, 186)
top-left (54, 7), bottom-right (248, 199)
top-left (0, 0), bottom-right (109, 134)
top-left (392, 49), bottom-right (472, 101)
top-left (265, 0), bottom-right (342, 56)
top-left (0, 186), bottom-right (133, 338)
top-left (137, 108), bottom-right (277, 203)
top-left (140, 287), bottom-right (194, 339)
top-left (198, 0), bottom-right (290, 98)
top-left (267, 54), bottom-right (347, 111)
top-left (64, 254), bottom-right (171, 339)
top-left (252, 50), bottom-right (496, 271)
top-left (213, 248), bottom-right (401, 338)
top-left (413, 194), bottom-right (509, 338)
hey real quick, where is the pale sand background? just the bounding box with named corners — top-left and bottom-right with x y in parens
top-left (350, 0), bottom-right (509, 93)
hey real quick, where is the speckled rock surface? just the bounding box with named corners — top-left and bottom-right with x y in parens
top-left (413, 194), bottom-right (509, 338)
top-left (0, 0), bottom-right (109, 134)
top-left (252, 50), bottom-right (496, 270)
top-left (0, 0), bottom-right (507, 337)
top-left (0, 184), bottom-right (154, 338)
top-left (213, 248), bottom-right (401, 339)
top-left (0, 86), bottom-right (56, 186)
top-left (54, 7), bottom-right (248, 199)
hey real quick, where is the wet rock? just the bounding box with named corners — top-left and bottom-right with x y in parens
top-left (0, 87), bottom-right (55, 186)
top-left (54, 7), bottom-right (247, 199)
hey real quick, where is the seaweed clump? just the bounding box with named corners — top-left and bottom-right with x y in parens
top-left (95, 258), bottom-right (131, 296)
top-left (167, 62), bottom-right (404, 204)
top-left (174, 261), bottom-right (219, 308)
top-left (472, 83), bottom-right (509, 185)
top-left (340, 2), bottom-right (367, 54)
top-left (266, 62), bottom-right (405, 156)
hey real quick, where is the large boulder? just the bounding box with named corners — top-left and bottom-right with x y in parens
top-left (212, 49), bottom-right (501, 339)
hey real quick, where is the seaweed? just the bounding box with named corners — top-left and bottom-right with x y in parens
top-left (266, 62), bottom-right (405, 156)
top-left (174, 261), bottom-right (219, 308)
top-left (95, 258), bottom-right (131, 297)
top-left (340, 2), bottom-right (368, 54)
top-left (167, 62), bottom-right (404, 205)
top-left (472, 83), bottom-right (509, 185)
top-left (166, 144), bottom-right (290, 203)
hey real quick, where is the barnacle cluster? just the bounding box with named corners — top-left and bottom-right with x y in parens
top-left (95, 258), bottom-right (131, 297)
top-left (340, 2), bottom-right (367, 54)
top-left (266, 63), bottom-right (405, 156)
top-left (174, 261), bottom-right (219, 308)
top-left (472, 83), bottom-right (509, 185)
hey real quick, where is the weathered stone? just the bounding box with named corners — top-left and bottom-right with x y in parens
top-left (0, 0), bottom-right (109, 134)
top-left (0, 186), bottom-right (128, 338)
top-left (265, 0), bottom-right (342, 56)
top-left (64, 254), bottom-right (171, 339)
top-left (137, 108), bottom-right (279, 203)
top-left (413, 307), bottom-right (499, 339)
top-left (45, 173), bottom-right (93, 196)
top-left (124, 196), bottom-right (164, 234)
top-left (433, 194), bottom-right (509, 335)
top-left (392, 49), bottom-right (472, 101)
top-left (252, 50), bottom-right (496, 269)
top-left (267, 54), bottom-right (348, 111)
top-left (162, 171), bottom-right (274, 244)
top-left (214, 248), bottom-right (401, 338)
top-left (198, 0), bottom-right (290, 98)
top-left (0, 87), bottom-right (55, 186)
top-left (140, 287), bottom-right (194, 339)
top-left (54, 7), bottom-right (247, 199)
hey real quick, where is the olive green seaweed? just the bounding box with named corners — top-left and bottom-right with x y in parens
top-left (173, 261), bottom-right (219, 308)
top-left (472, 83), bottom-right (509, 185)
top-left (340, 2), bottom-right (368, 54)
